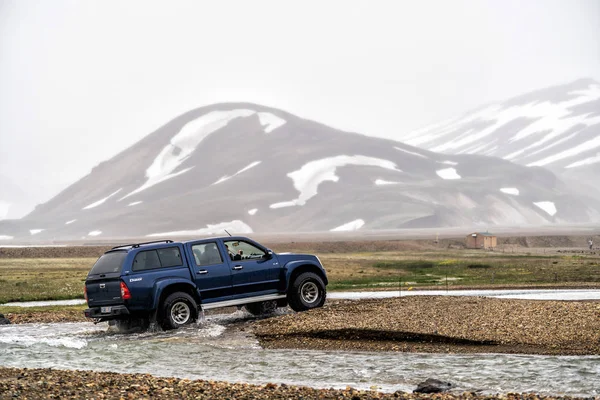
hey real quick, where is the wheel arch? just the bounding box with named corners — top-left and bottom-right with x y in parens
top-left (285, 262), bottom-right (328, 292)
top-left (151, 280), bottom-right (201, 311)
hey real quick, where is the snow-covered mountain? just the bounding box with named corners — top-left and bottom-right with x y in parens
top-left (399, 79), bottom-right (600, 172)
top-left (1, 102), bottom-right (599, 241)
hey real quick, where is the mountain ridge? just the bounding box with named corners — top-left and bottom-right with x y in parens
top-left (1, 99), bottom-right (599, 241)
top-left (398, 79), bottom-right (600, 173)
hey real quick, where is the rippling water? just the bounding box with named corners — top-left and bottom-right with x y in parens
top-left (1, 311), bottom-right (598, 396)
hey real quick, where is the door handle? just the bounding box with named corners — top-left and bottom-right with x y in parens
top-left (232, 265), bottom-right (243, 270)
top-left (197, 269), bottom-right (208, 274)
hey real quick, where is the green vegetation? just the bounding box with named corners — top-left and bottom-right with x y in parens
top-left (1, 247), bottom-right (599, 304)
top-left (0, 258), bottom-right (93, 303)
top-left (321, 250), bottom-right (600, 291)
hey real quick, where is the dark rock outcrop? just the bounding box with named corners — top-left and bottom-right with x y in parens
top-left (413, 378), bottom-right (452, 393)
top-left (0, 313), bottom-right (11, 325)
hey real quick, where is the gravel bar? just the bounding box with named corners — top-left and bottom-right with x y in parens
top-left (0, 367), bottom-right (591, 400)
top-left (254, 296), bottom-right (600, 355)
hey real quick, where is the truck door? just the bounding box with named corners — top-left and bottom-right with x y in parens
top-left (223, 239), bottom-right (280, 297)
top-left (187, 240), bottom-right (233, 302)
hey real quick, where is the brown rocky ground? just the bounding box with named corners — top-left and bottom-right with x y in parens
top-left (254, 296), bottom-right (600, 355)
top-left (0, 367), bottom-right (591, 400)
top-left (4, 308), bottom-right (88, 324)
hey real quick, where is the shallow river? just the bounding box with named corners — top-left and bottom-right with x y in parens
top-left (1, 311), bottom-right (599, 396)
top-left (4, 288), bottom-right (600, 308)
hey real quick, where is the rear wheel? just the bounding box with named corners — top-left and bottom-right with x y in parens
top-left (288, 272), bottom-right (326, 312)
top-left (161, 292), bottom-right (198, 330)
top-left (245, 300), bottom-right (277, 316)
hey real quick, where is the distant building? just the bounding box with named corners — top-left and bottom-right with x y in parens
top-left (466, 232), bottom-right (497, 249)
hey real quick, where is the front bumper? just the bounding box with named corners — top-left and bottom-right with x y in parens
top-left (84, 305), bottom-right (130, 320)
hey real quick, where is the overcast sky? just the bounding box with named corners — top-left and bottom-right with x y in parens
top-left (1, 0), bottom-right (599, 206)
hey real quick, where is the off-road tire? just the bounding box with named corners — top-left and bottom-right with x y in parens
top-left (160, 292), bottom-right (198, 330)
top-left (287, 272), bottom-right (326, 312)
top-left (245, 300), bottom-right (278, 316)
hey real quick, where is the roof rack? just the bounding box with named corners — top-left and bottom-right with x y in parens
top-left (111, 239), bottom-right (174, 250)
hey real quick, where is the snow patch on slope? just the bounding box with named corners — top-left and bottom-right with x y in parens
top-left (128, 201), bottom-right (143, 206)
top-left (375, 179), bottom-right (400, 185)
top-left (147, 220), bottom-right (253, 237)
top-left (500, 188), bottom-right (520, 196)
top-left (436, 168), bottom-right (461, 180)
top-left (29, 229), bottom-right (44, 235)
top-left (88, 230), bottom-right (102, 236)
top-left (83, 189), bottom-right (122, 210)
top-left (258, 112), bottom-right (286, 133)
top-left (330, 219), bottom-right (365, 232)
top-left (394, 146), bottom-right (427, 158)
top-left (65, 219), bottom-right (77, 225)
top-left (213, 161), bottom-right (261, 185)
top-left (123, 109), bottom-right (255, 199)
top-left (527, 135), bottom-right (600, 167)
top-left (565, 153), bottom-right (600, 168)
top-left (0, 235), bottom-right (14, 240)
top-left (248, 208), bottom-right (258, 215)
top-left (269, 155), bottom-right (402, 209)
top-left (533, 201), bottom-right (557, 216)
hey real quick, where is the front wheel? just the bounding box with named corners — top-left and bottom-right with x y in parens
top-left (287, 272), bottom-right (326, 312)
top-left (161, 292), bottom-right (198, 330)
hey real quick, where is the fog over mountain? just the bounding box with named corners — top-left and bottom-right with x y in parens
top-left (1, 101), bottom-right (599, 241)
top-left (0, 174), bottom-right (36, 221)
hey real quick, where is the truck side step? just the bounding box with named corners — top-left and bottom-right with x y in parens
top-left (201, 294), bottom-right (286, 310)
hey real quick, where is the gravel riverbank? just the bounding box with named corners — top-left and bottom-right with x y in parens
top-left (0, 367), bottom-right (591, 400)
top-left (254, 296), bottom-right (600, 355)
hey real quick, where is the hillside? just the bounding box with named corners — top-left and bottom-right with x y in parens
top-left (1, 103), bottom-right (599, 240)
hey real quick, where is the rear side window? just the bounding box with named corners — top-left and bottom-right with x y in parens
top-left (133, 247), bottom-right (182, 272)
top-left (89, 251), bottom-right (127, 275)
top-left (157, 247), bottom-right (182, 267)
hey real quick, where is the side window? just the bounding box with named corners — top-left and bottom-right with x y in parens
top-left (133, 250), bottom-right (161, 271)
top-left (224, 240), bottom-right (265, 261)
top-left (191, 242), bottom-right (223, 266)
top-left (133, 247), bottom-right (182, 271)
top-left (157, 247), bottom-right (182, 268)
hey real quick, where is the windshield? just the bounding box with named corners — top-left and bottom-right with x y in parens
top-left (89, 251), bottom-right (127, 275)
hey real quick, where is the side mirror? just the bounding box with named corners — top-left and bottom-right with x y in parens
top-left (265, 250), bottom-right (274, 259)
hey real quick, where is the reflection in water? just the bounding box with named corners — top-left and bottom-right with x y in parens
top-left (1, 311), bottom-right (599, 396)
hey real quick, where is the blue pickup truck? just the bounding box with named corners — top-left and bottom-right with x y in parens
top-left (84, 236), bottom-right (328, 330)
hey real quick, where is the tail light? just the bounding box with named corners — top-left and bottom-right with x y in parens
top-left (120, 281), bottom-right (131, 300)
top-left (84, 285), bottom-right (88, 302)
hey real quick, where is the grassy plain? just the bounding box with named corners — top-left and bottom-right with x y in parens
top-left (1, 247), bottom-right (599, 304)
top-left (0, 258), bottom-right (93, 303)
top-left (319, 249), bottom-right (600, 290)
